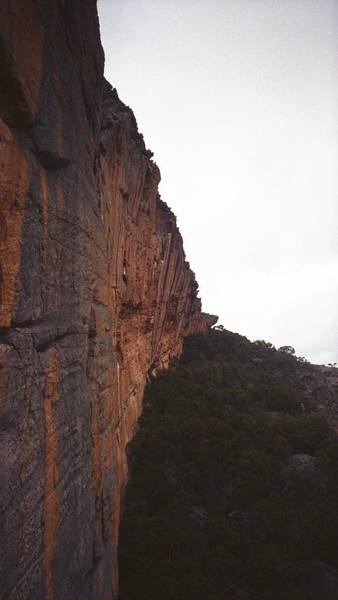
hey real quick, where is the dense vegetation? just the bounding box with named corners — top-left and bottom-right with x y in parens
top-left (119, 329), bottom-right (338, 600)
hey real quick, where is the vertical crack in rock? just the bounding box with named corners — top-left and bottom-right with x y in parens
top-left (43, 352), bottom-right (60, 600)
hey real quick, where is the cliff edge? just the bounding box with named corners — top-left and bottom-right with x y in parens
top-left (0, 2), bottom-right (216, 599)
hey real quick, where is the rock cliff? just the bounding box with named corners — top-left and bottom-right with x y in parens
top-left (0, 2), bottom-right (216, 599)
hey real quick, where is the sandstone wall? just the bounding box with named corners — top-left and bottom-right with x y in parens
top-left (0, 2), bottom-right (216, 599)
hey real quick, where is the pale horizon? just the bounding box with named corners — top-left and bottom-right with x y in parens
top-left (98, 0), bottom-right (338, 365)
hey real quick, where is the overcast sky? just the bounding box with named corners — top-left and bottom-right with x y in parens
top-left (98, 0), bottom-right (338, 365)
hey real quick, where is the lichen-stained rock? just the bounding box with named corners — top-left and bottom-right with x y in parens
top-left (0, 2), bottom-right (217, 600)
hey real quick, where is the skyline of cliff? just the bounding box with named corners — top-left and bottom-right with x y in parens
top-left (99, 0), bottom-right (338, 366)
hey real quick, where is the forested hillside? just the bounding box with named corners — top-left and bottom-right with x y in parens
top-left (119, 329), bottom-right (338, 600)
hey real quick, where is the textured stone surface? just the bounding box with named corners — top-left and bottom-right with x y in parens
top-left (0, 3), bottom-right (216, 599)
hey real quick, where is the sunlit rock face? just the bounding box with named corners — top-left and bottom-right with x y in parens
top-left (0, 2), bottom-right (217, 599)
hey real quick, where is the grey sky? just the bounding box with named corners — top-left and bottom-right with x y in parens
top-left (98, 0), bottom-right (338, 364)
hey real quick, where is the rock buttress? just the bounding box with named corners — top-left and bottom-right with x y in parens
top-left (0, 2), bottom-right (217, 600)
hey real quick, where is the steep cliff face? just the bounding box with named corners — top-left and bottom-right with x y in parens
top-left (0, 3), bottom-right (216, 599)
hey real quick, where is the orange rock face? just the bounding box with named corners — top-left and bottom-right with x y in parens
top-left (0, 3), bottom-right (217, 599)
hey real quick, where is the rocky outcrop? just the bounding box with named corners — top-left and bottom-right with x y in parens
top-left (310, 365), bottom-right (338, 431)
top-left (0, 3), bottom-right (216, 599)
